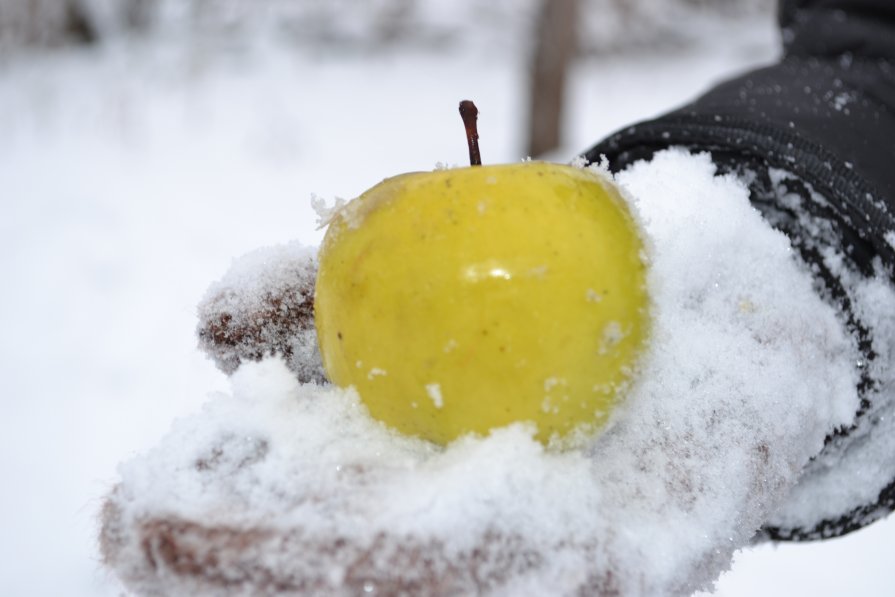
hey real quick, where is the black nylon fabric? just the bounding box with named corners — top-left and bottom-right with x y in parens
top-left (780, 0), bottom-right (895, 60)
top-left (584, 0), bottom-right (895, 541)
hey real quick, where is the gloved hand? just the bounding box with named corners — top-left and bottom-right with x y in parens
top-left (101, 148), bottom-right (888, 595)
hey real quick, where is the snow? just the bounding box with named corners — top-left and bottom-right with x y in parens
top-left (101, 150), bottom-right (884, 594)
top-left (2, 7), bottom-right (895, 597)
top-left (426, 383), bottom-right (445, 409)
top-left (788, 283), bottom-right (895, 519)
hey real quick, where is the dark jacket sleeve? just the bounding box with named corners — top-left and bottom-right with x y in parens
top-left (585, 0), bottom-right (895, 542)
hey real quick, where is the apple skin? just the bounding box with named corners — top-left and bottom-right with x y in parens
top-left (315, 162), bottom-right (650, 445)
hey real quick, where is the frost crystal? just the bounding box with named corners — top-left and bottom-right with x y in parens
top-left (310, 193), bottom-right (348, 230)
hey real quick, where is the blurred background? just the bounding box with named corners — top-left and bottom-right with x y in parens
top-left (1, 0), bottom-right (894, 595)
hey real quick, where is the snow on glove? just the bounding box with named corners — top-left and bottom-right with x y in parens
top-left (196, 242), bottom-right (326, 385)
top-left (587, 0), bottom-right (895, 541)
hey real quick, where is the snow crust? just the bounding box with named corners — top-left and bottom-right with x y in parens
top-left (107, 150), bottom-right (872, 595)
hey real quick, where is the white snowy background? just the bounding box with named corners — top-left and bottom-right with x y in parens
top-left (1, 0), bottom-right (894, 594)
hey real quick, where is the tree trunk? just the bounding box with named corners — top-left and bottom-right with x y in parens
top-left (526, 0), bottom-right (579, 158)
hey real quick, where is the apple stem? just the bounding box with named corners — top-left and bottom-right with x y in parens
top-left (459, 100), bottom-right (482, 166)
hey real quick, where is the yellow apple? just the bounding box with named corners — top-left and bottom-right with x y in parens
top-left (314, 160), bottom-right (650, 445)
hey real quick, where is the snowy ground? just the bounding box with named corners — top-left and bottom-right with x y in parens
top-left (1, 13), bottom-right (894, 596)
